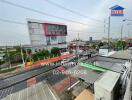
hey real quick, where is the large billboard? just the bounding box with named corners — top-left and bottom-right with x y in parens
top-left (43, 23), bottom-right (67, 36)
top-left (27, 20), bottom-right (67, 46)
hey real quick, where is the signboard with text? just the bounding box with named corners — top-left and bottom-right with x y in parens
top-left (110, 5), bottom-right (125, 16)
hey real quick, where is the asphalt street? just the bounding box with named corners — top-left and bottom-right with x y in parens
top-left (0, 64), bottom-right (62, 99)
top-left (0, 54), bottom-right (91, 99)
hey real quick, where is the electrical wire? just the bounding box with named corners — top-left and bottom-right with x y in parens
top-left (0, 0), bottom-right (104, 27)
top-left (44, 0), bottom-right (104, 23)
top-left (0, 18), bottom-right (104, 33)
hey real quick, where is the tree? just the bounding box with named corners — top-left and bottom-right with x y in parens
top-left (27, 49), bottom-right (32, 54)
top-left (69, 50), bottom-right (73, 54)
top-left (15, 46), bottom-right (21, 52)
top-left (111, 42), bottom-right (116, 50)
top-left (32, 54), bottom-right (39, 61)
top-left (41, 49), bottom-right (50, 57)
top-left (116, 40), bottom-right (126, 50)
top-left (51, 47), bottom-right (60, 56)
top-left (98, 42), bottom-right (104, 48)
top-left (91, 44), bottom-right (96, 49)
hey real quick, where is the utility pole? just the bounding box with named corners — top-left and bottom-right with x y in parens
top-left (121, 20), bottom-right (126, 50)
top-left (20, 44), bottom-right (25, 66)
top-left (76, 33), bottom-right (80, 61)
top-left (108, 16), bottom-right (111, 53)
top-left (77, 33), bottom-right (79, 53)
top-left (121, 23), bottom-right (124, 50)
top-left (104, 19), bottom-right (106, 33)
top-left (6, 45), bottom-right (11, 68)
top-left (121, 24), bottom-right (123, 42)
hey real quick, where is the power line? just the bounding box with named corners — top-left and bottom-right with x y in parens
top-left (0, 0), bottom-right (104, 27)
top-left (0, 18), bottom-right (120, 39)
top-left (0, 18), bottom-right (26, 25)
top-left (0, 18), bottom-right (104, 33)
top-left (68, 30), bottom-right (104, 33)
top-left (44, 0), bottom-right (104, 23)
top-left (0, 18), bottom-right (119, 32)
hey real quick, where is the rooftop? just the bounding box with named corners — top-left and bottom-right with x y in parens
top-left (110, 50), bottom-right (132, 60)
top-left (74, 89), bottom-right (94, 100)
top-left (85, 55), bottom-right (129, 73)
top-left (2, 81), bottom-right (60, 100)
top-left (69, 65), bottom-right (103, 84)
top-left (94, 71), bottom-right (120, 91)
top-left (27, 18), bottom-right (66, 25)
top-left (93, 61), bottom-right (125, 73)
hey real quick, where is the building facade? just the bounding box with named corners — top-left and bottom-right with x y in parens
top-left (27, 19), bottom-right (67, 51)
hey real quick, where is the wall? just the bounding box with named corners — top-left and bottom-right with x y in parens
top-left (123, 63), bottom-right (132, 100)
top-left (28, 22), bottom-right (47, 46)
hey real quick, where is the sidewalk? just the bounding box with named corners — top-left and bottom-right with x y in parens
top-left (25, 54), bottom-right (73, 70)
top-left (0, 54), bottom-right (73, 77)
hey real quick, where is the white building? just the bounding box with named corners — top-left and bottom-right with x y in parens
top-left (94, 71), bottom-right (120, 100)
top-left (27, 19), bottom-right (67, 51)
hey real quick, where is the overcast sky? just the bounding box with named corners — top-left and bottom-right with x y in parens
top-left (0, 0), bottom-right (132, 45)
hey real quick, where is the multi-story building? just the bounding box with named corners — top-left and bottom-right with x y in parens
top-left (27, 19), bottom-right (67, 51)
top-left (89, 37), bottom-right (92, 42)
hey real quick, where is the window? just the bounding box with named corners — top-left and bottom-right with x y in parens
top-left (45, 24), bottom-right (67, 36)
top-left (51, 36), bottom-right (57, 41)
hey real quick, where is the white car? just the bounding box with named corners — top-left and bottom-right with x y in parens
top-left (61, 59), bottom-right (76, 66)
top-left (61, 59), bottom-right (68, 65)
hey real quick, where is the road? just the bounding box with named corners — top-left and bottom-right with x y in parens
top-left (0, 64), bottom-right (63, 99)
top-left (0, 64), bottom-right (74, 99)
top-left (2, 81), bottom-right (60, 100)
top-left (0, 62), bottom-right (62, 89)
top-left (0, 53), bottom-right (95, 99)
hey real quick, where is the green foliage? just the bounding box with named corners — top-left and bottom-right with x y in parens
top-left (26, 57), bottom-right (31, 62)
top-left (91, 44), bottom-right (96, 49)
top-left (42, 49), bottom-right (50, 56)
top-left (51, 47), bottom-right (60, 56)
top-left (27, 49), bottom-right (32, 54)
top-left (116, 40), bottom-right (126, 50)
top-left (69, 50), bottom-right (73, 54)
top-left (108, 41), bottom-right (127, 50)
top-left (98, 42), bottom-right (104, 48)
top-left (5, 47), bottom-right (61, 63)
top-left (0, 60), bottom-right (5, 65)
top-left (0, 67), bottom-right (17, 74)
top-left (30, 47), bottom-right (60, 62)
top-left (32, 53), bottom-right (39, 62)
top-left (109, 42), bottom-right (116, 50)
top-left (9, 52), bottom-right (22, 63)
top-left (15, 46), bottom-right (21, 52)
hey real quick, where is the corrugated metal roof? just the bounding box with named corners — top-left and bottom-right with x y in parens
top-left (94, 71), bottom-right (120, 91)
top-left (94, 61), bottom-right (124, 73)
top-left (2, 81), bottom-right (60, 100)
top-left (110, 50), bottom-right (132, 60)
top-left (69, 66), bottom-right (103, 84)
